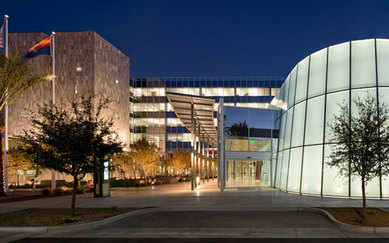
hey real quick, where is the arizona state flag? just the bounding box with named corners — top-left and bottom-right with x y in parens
top-left (25, 36), bottom-right (51, 59)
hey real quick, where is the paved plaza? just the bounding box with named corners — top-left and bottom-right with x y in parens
top-left (1, 180), bottom-right (389, 213)
top-left (2, 180), bottom-right (389, 242)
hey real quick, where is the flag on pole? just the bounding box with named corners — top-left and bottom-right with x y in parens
top-left (25, 36), bottom-right (51, 59)
top-left (0, 24), bottom-right (4, 49)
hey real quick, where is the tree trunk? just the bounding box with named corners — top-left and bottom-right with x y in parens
top-left (32, 178), bottom-right (36, 197)
top-left (362, 176), bottom-right (366, 218)
top-left (0, 113), bottom-right (5, 195)
top-left (32, 167), bottom-right (39, 197)
top-left (71, 176), bottom-right (78, 217)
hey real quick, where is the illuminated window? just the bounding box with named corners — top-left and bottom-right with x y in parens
top-left (235, 103), bottom-right (269, 109)
top-left (134, 88), bottom-right (165, 97)
top-left (168, 133), bottom-right (192, 142)
top-left (202, 88), bottom-right (234, 96)
top-left (271, 88), bottom-right (280, 96)
top-left (236, 88), bottom-right (270, 96)
top-left (134, 118), bottom-right (165, 126)
top-left (167, 118), bottom-right (182, 126)
top-left (133, 133), bottom-right (143, 141)
top-left (167, 103), bottom-right (173, 111)
top-left (134, 103), bottom-right (165, 112)
top-left (224, 103), bottom-right (235, 107)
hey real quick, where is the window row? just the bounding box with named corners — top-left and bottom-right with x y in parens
top-left (133, 103), bottom-right (173, 112)
top-left (167, 133), bottom-right (192, 142)
top-left (133, 102), bottom-right (269, 112)
top-left (132, 78), bottom-right (284, 89)
top-left (133, 118), bottom-right (183, 127)
top-left (132, 133), bottom-right (166, 147)
top-left (133, 87), bottom-right (275, 97)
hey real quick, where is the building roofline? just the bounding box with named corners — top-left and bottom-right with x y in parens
top-left (131, 76), bottom-right (286, 79)
top-left (9, 32), bottom-right (48, 34)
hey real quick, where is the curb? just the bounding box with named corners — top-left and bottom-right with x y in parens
top-left (300, 207), bottom-right (389, 234)
top-left (0, 207), bottom-right (163, 233)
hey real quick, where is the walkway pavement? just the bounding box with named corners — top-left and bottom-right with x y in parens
top-left (2, 180), bottom-right (389, 242)
top-left (1, 180), bottom-right (388, 213)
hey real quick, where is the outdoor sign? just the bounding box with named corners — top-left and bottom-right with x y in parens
top-left (94, 160), bottom-right (110, 197)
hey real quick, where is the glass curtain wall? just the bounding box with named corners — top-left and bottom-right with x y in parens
top-left (130, 77), bottom-right (283, 157)
top-left (271, 38), bottom-right (389, 198)
top-left (226, 160), bottom-right (271, 188)
top-left (224, 106), bottom-right (279, 188)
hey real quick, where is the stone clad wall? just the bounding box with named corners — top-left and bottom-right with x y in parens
top-left (55, 32), bottom-right (95, 101)
top-left (8, 31), bottom-right (130, 148)
top-left (93, 32), bottom-right (130, 148)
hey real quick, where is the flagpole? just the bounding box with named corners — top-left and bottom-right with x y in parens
top-left (50, 32), bottom-right (56, 190)
top-left (4, 14), bottom-right (9, 193)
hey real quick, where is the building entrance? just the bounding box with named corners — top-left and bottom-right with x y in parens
top-left (225, 160), bottom-right (270, 188)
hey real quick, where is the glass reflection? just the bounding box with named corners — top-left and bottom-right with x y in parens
top-left (224, 106), bottom-right (278, 152)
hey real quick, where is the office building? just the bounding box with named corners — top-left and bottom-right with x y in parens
top-left (130, 77), bottom-right (282, 158)
top-left (7, 31), bottom-right (130, 184)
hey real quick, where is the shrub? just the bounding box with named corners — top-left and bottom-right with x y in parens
top-left (42, 188), bottom-right (51, 196)
top-left (111, 205), bottom-right (119, 213)
top-left (57, 218), bottom-right (79, 224)
top-left (367, 210), bottom-right (377, 215)
top-left (53, 188), bottom-right (65, 196)
top-left (110, 180), bottom-right (126, 187)
top-left (110, 179), bottom-right (139, 187)
top-left (354, 217), bottom-right (363, 223)
top-left (127, 179), bottom-right (137, 187)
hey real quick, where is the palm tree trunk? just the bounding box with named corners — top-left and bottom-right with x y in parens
top-left (0, 113), bottom-right (5, 195)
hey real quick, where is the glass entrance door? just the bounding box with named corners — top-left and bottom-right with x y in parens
top-left (225, 160), bottom-right (270, 188)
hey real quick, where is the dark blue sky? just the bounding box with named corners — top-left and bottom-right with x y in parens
top-left (4, 0), bottom-right (389, 77)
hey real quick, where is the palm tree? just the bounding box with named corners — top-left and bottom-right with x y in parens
top-left (226, 121), bottom-right (248, 137)
top-left (0, 54), bottom-right (47, 194)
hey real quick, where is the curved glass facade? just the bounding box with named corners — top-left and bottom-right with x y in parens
top-left (271, 39), bottom-right (389, 198)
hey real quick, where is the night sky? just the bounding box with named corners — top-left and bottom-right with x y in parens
top-left (3, 0), bottom-right (389, 77)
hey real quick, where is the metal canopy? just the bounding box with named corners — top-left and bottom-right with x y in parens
top-left (166, 92), bottom-right (218, 145)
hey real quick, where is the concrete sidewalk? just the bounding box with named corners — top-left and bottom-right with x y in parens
top-left (1, 180), bottom-right (389, 213)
